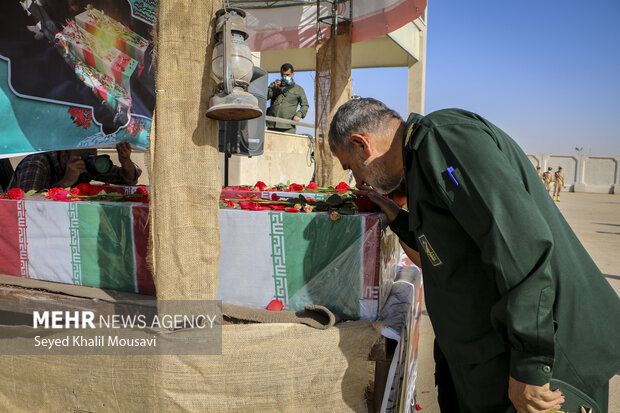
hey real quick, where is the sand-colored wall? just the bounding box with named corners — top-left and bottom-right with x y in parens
top-left (220, 131), bottom-right (315, 186)
top-left (528, 154), bottom-right (619, 194)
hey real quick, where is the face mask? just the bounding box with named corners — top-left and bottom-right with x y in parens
top-left (281, 75), bottom-right (293, 85)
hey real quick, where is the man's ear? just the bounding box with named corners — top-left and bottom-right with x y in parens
top-left (349, 134), bottom-right (373, 159)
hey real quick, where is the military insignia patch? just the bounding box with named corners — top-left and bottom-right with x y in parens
top-left (404, 123), bottom-right (415, 146)
top-left (418, 234), bottom-right (442, 266)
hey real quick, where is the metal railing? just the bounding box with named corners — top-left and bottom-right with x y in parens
top-left (264, 115), bottom-right (315, 129)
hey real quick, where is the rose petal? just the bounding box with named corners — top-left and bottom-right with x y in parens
top-left (267, 299), bottom-right (284, 311)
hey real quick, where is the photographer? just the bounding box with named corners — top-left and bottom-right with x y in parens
top-left (266, 63), bottom-right (309, 134)
top-left (7, 141), bottom-right (142, 192)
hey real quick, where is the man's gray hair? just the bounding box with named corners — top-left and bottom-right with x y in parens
top-left (328, 97), bottom-right (402, 152)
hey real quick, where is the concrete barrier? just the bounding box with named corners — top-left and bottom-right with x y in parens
top-left (220, 131), bottom-right (315, 186)
top-left (528, 154), bottom-right (619, 194)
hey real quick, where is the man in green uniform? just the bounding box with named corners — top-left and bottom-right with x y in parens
top-left (328, 98), bottom-right (620, 412)
top-left (266, 63), bottom-right (309, 134)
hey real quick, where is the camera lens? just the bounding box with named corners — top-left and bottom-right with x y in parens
top-left (93, 156), bottom-right (113, 174)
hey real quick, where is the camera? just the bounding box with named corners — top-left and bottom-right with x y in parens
top-left (81, 154), bottom-right (113, 175)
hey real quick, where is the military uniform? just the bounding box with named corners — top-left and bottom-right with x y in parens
top-left (389, 109), bottom-right (620, 412)
top-left (553, 168), bottom-right (565, 202)
top-left (543, 168), bottom-right (553, 193)
top-left (266, 81), bottom-right (309, 134)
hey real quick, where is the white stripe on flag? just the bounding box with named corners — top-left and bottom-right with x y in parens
top-left (217, 210), bottom-right (276, 308)
top-left (25, 201), bottom-right (74, 284)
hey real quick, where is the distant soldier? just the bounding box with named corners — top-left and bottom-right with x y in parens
top-left (553, 166), bottom-right (564, 202)
top-left (536, 166), bottom-right (543, 180)
top-left (542, 166), bottom-right (553, 194)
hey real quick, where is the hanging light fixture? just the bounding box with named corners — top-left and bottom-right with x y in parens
top-left (206, 8), bottom-right (262, 121)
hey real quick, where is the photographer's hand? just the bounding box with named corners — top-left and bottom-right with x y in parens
top-left (116, 141), bottom-right (136, 181)
top-left (274, 79), bottom-right (281, 88)
top-left (58, 155), bottom-right (87, 188)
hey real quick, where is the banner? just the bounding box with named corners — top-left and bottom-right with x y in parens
top-left (0, 0), bottom-right (157, 157)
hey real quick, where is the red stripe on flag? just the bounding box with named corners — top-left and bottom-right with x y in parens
top-left (112, 58), bottom-right (123, 84)
top-left (85, 21), bottom-right (96, 35)
top-left (362, 215), bottom-right (382, 300)
top-left (132, 204), bottom-right (155, 295)
top-left (115, 37), bottom-right (127, 54)
top-left (83, 47), bottom-right (96, 68)
top-left (0, 200), bottom-right (23, 277)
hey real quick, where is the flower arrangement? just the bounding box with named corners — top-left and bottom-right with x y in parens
top-left (219, 181), bottom-right (381, 217)
top-left (2, 181), bottom-right (381, 214)
top-left (0, 184), bottom-right (148, 203)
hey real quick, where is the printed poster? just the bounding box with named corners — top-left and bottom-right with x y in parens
top-left (0, 0), bottom-right (158, 157)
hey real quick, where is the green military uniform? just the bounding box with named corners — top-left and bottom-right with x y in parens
top-left (266, 81), bottom-right (309, 134)
top-left (389, 109), bottom-right (620, 411)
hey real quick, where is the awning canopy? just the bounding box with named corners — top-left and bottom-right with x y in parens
top-left (233, 0), bottom-right (427, 51)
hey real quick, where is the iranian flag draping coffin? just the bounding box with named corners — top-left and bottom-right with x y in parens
top-left (217, 209), bottom-right (400, 320)
top-left (0, 199), bottom-right (154, 295)
top-left (75, 8), bottom-right (150, 64)
top-left (0, 199), bottom-right (399, 320)
top-left (58, 21), bottom-right (138, 88)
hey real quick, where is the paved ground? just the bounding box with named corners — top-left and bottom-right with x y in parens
top-left (414, 192), bottom-right (620, 412)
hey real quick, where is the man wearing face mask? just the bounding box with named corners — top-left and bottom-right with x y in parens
top-left (266, 63), bottom-right (309, 134)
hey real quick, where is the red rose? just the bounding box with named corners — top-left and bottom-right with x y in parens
top-left (353, 195), bottom-right (379, 213)
top-left (267, 299), bottom-right (284, 311)
top-left (134, 186), bottom-right (148, 195)
top-left (271, 205), bottom-right (285, 211)
top-left (306, 182), bottom-right (318, 190)
top-left (271, 194), bottom-right (280, 201)
top-left (335, 182), bottom-right (350, 193)
top-left (255, 181), bottom-right (267, 191)
top-left (70, 187), bottom-right (82, 196)
top-left (239, 201), bottom-right (262, 211)
top-left (287, 183), bottom-right (304, 192)
top-left (0, 195), bottom-right (7, 199)
top-left (285, 207), bottom-right (300, 213)
top-left (75, 183), bottom-right (101, 195)
top-left (7, 188), bottom-right (25, 200)
top-left (47, 187), bottom-right (71, 201)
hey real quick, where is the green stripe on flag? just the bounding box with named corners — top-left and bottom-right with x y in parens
top-left (77, 202), bottom-right (136, 292)
top-left (279, 213), bottom-right (363, 319)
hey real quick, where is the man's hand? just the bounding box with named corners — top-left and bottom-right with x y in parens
top-left (354, 184), bottom-right (401, 223)
top-left (116, 141), bottom-right (133, 165)
top-left (116, 141), bottom-right (136, 181)
top-left (508, 377), bottom-right (564, 413)
top-left (58, 155), bottom-right (87, 188)
top-left (292, 115), bottom-right (301, 122)
top-left (274, 79), bottom-right (281, 88)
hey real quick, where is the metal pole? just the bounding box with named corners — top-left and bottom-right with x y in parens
top-left (224, 153), bottom-right (230, 187)
top-left (223, 16), bottom-right (233, 95)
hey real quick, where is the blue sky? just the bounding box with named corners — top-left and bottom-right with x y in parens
top-left (270, 0), bottom-right (620, 156)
